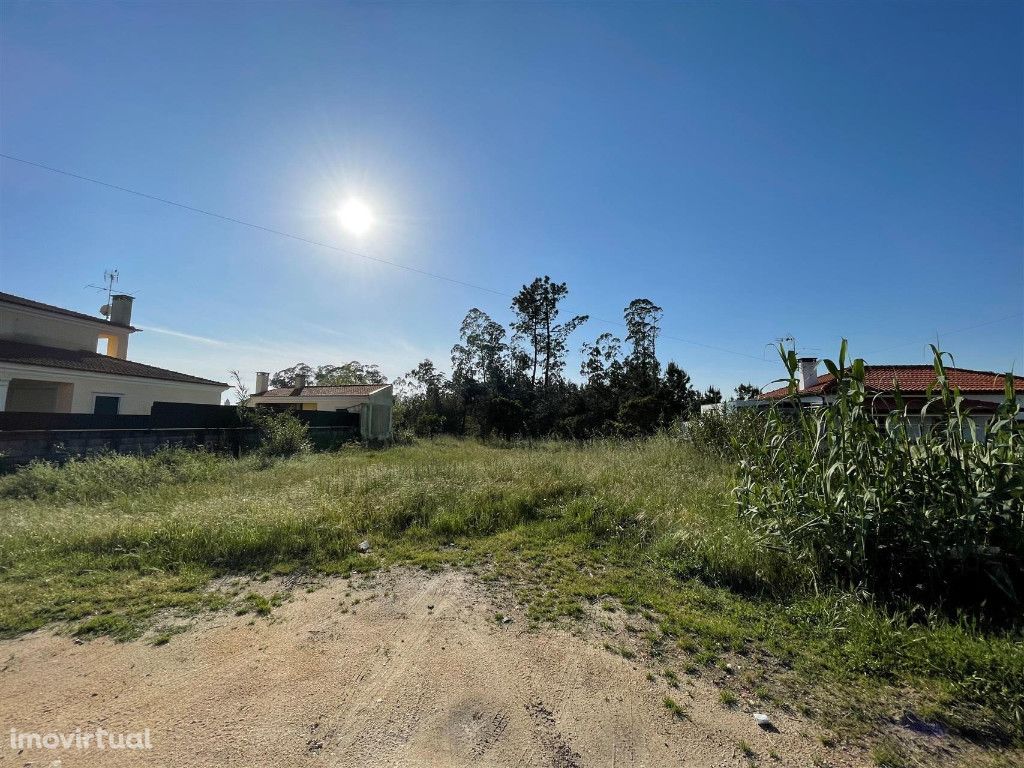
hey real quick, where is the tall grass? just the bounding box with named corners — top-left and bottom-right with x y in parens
top-left (721, 343), bottom-right (1023, 618)
top-left (0, 447), bottom-right (231, 504)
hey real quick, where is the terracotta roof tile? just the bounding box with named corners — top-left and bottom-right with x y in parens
top-left (0, 340), bottom-right (227, 387)
top-left (761, 365), bottom-right (1024, 399)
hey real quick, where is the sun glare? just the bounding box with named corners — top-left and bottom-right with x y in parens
top-left (337, 198), bottom-right (375, 237)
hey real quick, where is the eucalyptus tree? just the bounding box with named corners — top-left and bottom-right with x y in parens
top-left (510, 276), bottom-right (588, 388)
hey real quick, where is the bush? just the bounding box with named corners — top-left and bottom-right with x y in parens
top-left (686, 408), bottom-right (765, 460)
top-left (243, 408), bottom-right (312, 458)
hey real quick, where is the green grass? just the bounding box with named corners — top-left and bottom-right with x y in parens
top-left (0, 437), bottom-right (1020, 750)
top-left (663, 696), bottom-right (687, 719)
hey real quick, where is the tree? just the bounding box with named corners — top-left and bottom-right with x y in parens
top-left (270, 361), bottom-right (387, 388)
top-left (623, 298), bottom-right (663, 388)
top-left (313, 361), bottom-right (387, 385)
top-left (510, 276), bottom-right (588, 388)
top-left (270, 363), bottom-right (314, 388)
top-left (395, 359), bottom-right (447, 402)
top-left (450, 308), bottom-right (508, 385)
top-left (661, 362), bottom-right (699, 421)
top-left (228, 370), bottom-right (249, 404)
top-left (699, 386), bottom-right (723, 405)
top-left (580, 333), bottom-right (622, 386)
top-left (734, 383), bottom-right (762, 401)
top-left (393, 359), bottom-right (454, 437)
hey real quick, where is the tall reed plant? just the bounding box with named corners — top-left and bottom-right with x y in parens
top-left (731, 343), bottom-right (1023, 619)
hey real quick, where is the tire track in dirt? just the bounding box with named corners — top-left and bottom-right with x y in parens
top-left (0, 567), bottom-right (884, 768)
top-left (332, 571), bottom-right (456, 762)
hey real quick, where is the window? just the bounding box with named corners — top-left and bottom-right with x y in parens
top-left (94, 395), bottom-right (121, 415)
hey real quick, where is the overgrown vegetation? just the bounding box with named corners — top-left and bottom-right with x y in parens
top-left (0, 438), bottom-right (1020, 747)
top-left (0, 447), bottom-right (228, 504)
top-left (690, 343), bottom-right (1024, 622)
top-left (241, 407), bottom-right (312, 458)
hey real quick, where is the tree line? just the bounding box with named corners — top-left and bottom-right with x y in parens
top-left (260, 276), bottom-right (765, 437)
top-left (393, 276), bottom-right (726, 438)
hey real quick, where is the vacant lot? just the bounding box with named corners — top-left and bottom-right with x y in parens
top-left (0, 439), bottom-right (1020, 766)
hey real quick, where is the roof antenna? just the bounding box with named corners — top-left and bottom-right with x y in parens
top-left (86, 269), bottom-right (119, 320)
top-left (764, 335), bottom-right (796, 360)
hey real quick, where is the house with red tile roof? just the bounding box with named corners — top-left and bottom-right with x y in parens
top-left (0, 291), bottom-right (227, 415)
top-left (244, 373), bottom-right (393, 440)
top-left (760, 358), bottom-right (1022, 405)
top-left (751, 356), bottom-right (1023, 434)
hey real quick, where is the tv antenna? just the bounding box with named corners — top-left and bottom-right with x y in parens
top-left (86, 269), bottom-right (119, 319)
top-left (764, 335), bottom-right (796, 359)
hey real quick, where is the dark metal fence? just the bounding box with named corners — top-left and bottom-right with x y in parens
top-left (0, 403), bottom-right (361, 471)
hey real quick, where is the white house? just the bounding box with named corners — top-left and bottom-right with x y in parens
top-left (0, 291), bottom-right (227, 414)
top-left (244, 371), bottom-right (393, 440)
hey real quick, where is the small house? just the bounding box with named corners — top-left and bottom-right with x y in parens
top-left (244, 372), bottom-right (393, 440)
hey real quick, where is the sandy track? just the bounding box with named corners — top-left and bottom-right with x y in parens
top-left (0, 568), bottom-right (861, 767)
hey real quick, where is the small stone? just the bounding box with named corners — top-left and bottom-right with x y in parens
top-left (753, 713), bottom-right (773, 730)
top-left (427, 604), bottom-right (435, 610)
top-left (357, 540), bottom-right (371, 553)
top-left (502, 616), bottom-right (513, 624)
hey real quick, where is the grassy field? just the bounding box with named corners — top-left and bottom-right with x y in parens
top-left (0, 438), bottom-right (1021, 757)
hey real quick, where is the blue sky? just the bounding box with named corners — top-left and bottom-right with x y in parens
top-left (2, 1), bottom-right (1021, 394)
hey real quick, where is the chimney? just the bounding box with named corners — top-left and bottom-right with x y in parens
top-left (255, 371), bottom-right (269, 394)
top-left (294, 373), bottom-right (307, 390)
top-left (798, 357), bottom-right (819, 391)
top-left (109, 294), bottom-right (134, 326)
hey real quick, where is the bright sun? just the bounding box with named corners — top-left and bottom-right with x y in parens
top-left (337, 198), bottom-right (375, 236)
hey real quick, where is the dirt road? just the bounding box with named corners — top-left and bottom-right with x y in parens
top-left (0, 568), bottom-right (861, 767)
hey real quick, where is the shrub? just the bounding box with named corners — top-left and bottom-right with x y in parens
top-left (243, 408), bottom-right (312, 458)
top-left (730, 343), bottom-right (1024, 618)
top-left (686, 408), bottom-right (765, 460)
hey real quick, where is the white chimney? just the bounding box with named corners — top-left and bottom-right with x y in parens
top-left (798, 357), bottom-right (818, 391)
top-left (255, 371), bottom-right (269, 394)
top-left (109, 294), bottom-right (134, 326)
top-left (294, 373), bottom-right (307, 390)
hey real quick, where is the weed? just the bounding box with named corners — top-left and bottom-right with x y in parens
top-left (663, 696), bottom-right (686, 719)
top-left (869, 738), bottom-right (908, 767)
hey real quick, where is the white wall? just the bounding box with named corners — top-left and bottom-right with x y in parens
top-left (0, 363), bottom-right (226, 415)
top-left (0, 303), bottom-right (130, 355)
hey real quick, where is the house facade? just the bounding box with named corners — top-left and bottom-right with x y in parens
top-left (0, 292), bottom-right (227, 414)
top-left (244, 372), bottom-right (393, 440)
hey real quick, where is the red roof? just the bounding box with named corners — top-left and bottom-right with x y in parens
top-left (0, 340), bottom-right (227, 387)
top-left (761, 365), bottom-right (1024, 400)
top-left (252, 384), bottom-right (389, 398)
top-left (0, 291), bottom-right (136, 330)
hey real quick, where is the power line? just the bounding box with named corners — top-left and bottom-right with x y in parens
top-left (863, 312), bottom-right (1024, 358)
top-left (1, 151), bottom-right (773, 363)
top-left (0, 153), bottom-right (511, 298)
